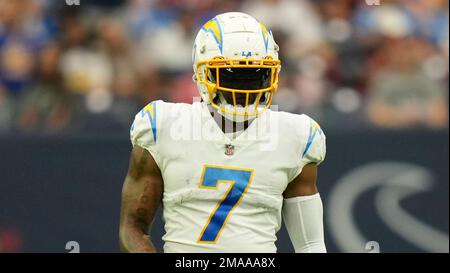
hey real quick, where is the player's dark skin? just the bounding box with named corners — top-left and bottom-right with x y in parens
top-left (119, 145), bottom-right (162, 252)
top-left (119, 96), bottom-right (319, 252)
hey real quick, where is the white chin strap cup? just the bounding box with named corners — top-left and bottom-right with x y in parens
top-left (215, 104), bottom-right (262, 123)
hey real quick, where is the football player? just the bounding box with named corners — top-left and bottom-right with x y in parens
top-left (119, 12), bottom-right (326, 253)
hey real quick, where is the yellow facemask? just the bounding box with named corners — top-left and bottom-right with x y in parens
top-left (195, 56), bottom-right (281, 117)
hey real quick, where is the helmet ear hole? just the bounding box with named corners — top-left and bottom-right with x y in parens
top-left (200, 45), bottom-right (206, 54)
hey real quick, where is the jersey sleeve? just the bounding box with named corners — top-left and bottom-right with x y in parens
top-left (300, 115), bottom-right (326, 166)
top-left (287, 115), bottom-right (327, 182)
top-left (130, 100), bottom-right (162, 162)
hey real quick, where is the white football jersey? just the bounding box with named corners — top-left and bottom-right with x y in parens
top-left (130, 101), bottom-right (326, 253)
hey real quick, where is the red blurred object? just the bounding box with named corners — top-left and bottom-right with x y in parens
top-left (0, 226), bottom-right (23, 253)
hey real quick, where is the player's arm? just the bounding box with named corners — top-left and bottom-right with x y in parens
top-left (282, 163), bottom-right (326, 253)
top-left (282, 117), bottom-right (327, 253)
top-left (119, 145), bottom-right (163, 253)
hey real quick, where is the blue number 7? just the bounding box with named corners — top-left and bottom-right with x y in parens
top-left (197, 165), bottom-right (254, 243)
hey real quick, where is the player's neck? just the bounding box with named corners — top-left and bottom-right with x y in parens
top-left (208, 106), bottom-right (251, 134)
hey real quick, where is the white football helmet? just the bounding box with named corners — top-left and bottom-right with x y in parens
top-left (192, 12), bottom-right (281, 122)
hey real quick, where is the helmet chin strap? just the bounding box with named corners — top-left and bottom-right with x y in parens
top-left (216, 106), bottom-right (255, 123)
top-left (213, 92), bottom-right (258, 123)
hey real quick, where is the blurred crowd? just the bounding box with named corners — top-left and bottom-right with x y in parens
top-left (0, 0), bottom-right (448, 135)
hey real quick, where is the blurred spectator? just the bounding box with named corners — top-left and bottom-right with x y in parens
top-left (0, 0), bottom-right (56, 94)
top-left (242, 0), bottom-right (324, 58)
top-left (366, 37), bottom-right (448, 129)
top-left (401, 0), bottom-right (449, 48)
top-left (96, 16), bottom-right (141, 129)
top-left (135, 8), bottom-right (193, 72)
top-left (0, 0), bottom-right (57, 131)
top-left (17, 42), bottom-right (73, 134)
top-left (59, 14), bottom-right (112, 96)
top-left (0, 41), bottom-right (34, 96)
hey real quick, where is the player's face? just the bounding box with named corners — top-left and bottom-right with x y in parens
top-left (210, 67), bottom-right (271, 106)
